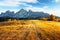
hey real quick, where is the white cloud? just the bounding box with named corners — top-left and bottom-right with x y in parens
top-left (0, 9), bottom-right (20, 14)
top-left (25, 6), bottom-right (53, 14)
top-left (0, 0), bottom-right (19, 6)
top-left (0, 0), bottom-right (38, 13)
top-left (26, 7), bottom-right (44, 12)
top-left (25, 5), bottom-right (60, 16)
top-left (0, 0), bottom-right (60, 17)
top-left (53, 8), bottom-right (60, 16)
top-left (20, 0), bottom-right (38, 3)
top-left (55, 0), bottom-right (60, 2)
top-left (0, 10), bottom-right (6, 13)
top-left (0, 0), bottom-right (38, 6)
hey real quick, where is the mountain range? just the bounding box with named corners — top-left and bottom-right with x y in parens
top-left (0, 9), bottom-right (50, 20)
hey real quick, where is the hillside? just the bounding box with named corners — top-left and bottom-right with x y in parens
top-left (0, 20), bottom-right (60, 40)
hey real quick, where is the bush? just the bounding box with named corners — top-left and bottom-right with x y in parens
top-left (42, 18), bottom-right (48, 21)
top-left (8, 19), bottom-right (12, 22)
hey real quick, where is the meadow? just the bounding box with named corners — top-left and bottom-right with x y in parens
top-left (0, 20), bottom-right (60, 40)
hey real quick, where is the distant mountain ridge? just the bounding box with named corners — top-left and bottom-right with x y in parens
top-left (0, 9), bottom-right (50, 19)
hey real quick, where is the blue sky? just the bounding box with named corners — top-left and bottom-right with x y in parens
top-left (0, 0), bottom-right (60, 16)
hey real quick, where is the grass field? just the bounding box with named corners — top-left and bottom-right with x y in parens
top-left (0, 20), bottom-right (60, 40)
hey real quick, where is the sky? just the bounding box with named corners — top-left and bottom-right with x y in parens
top-left (0, 0), bottom-right (60, 16)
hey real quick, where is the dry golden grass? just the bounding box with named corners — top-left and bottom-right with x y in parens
top-left (0, 20), bottom-right (60, 40)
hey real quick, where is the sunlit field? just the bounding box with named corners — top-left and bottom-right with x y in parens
top-left (0, 20), bottom-right (60, 40)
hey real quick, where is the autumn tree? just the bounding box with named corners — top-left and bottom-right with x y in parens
top-left (50, 14), bottom-right (55, 21)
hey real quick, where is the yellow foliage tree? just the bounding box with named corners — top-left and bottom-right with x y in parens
top-left (50, 14), bottom-right (55, 21)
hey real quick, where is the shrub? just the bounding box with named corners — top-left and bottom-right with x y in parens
top-left (42, 18), bottom-right (48, 21)
top-left (8, 19), bottom-right (12, 22)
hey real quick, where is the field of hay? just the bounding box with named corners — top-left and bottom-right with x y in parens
top-left (0, 20), bottom-right (60, 40)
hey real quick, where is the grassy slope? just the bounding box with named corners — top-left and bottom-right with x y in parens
top-left (0, 20), bottom-right (60, 40)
